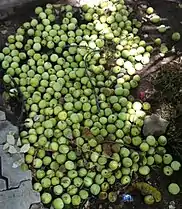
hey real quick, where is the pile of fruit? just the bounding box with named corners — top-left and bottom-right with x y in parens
top-left (0, 0), bottom-right (181, 208)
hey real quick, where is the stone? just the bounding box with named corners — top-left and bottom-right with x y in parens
top-left (0, 181), bottom-right (40, 209)
top-left (0, 120), bottom-right (18, 145)
top-left (0, 179), bottom-right (7, 191)
top-left (169, 201), bottom-right (176, 209)
top-left (0, 145), bottom-right (32, 189)
top-left (143, 114), bottom-right (169, 136)
top-left (30, 203), bottom-right (45, 209)
top-left (0, 111), bottom-right (6, 121)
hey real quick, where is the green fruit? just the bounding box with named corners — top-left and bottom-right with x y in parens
top-left (53, 185), bottom-right (63, 195)
top-left (33, 158), bottom-right (42, 168)
top-left (52, 198), bottom-right (64, 209)
top-left (147, 156), bottom-right (154, 166)
top-left (62, 193), bottom-right (71, 204)
top-left (84, 176), bottom-right (93, 187)
top-left (154, 38), bottom-right (162, 45)
top-left (146, 135), bottom-right (156, 146)
top-left (150, 14), bottom-right (161, 23)
top-left (41, 177), bottom-right (51, 188)
top-left (140, 142), bottom-right (149, 152)
top-left (90, 184), bottom-right (100, 195)
top-left (144, 195), bottom-right (155, 205)
top-left (163, 166), bottom-right (173, 176)
top-left (121, 175), bottom-right (131, 185)
top-left (65, 161), bottom-right (75, 170)
top-left (168, 183), bottom-right (180, 195)
top-left (132, 136), bottom-right (142, 146)
top-left (41, 192), bottom-right (52, 204)
top-left (142, 102), bottom-right (151, 110)
top-left (120, 147), bottom-right (130, 157)
top-left (139, 166), bottom-right (150, 175)
top-left (61, 177), bottom-right (71, 188)
top-left (171, 161), bottom-right (181, 171)
top-left (72, 195), bottom-right (81, 206)
top-left (172, 32), bottom-right (181, 41)
top-left (160, 44), bottom-right (168, 54)
top-left (73, 177), bottom-right (83, 187)
top-left (108, 192), bottom-right (117, 203)
top-left (163, 154), bottom-right (173, 164)
top-left (109, 160), bottom-right (119, 170)
top-left (122, 157), bottom-right (133, 168)
top-left (157, 25), bottom-right (167, 33)
top-left (146, 7), bottom-right (154, 14)
top-left (158, 135), bottom-right (167, 146)
top-left (79, 190), bottom-right (89, 199)
top-left (154, 154), bottom-right (162, 164)
top-left (33, 182), bottom-right (42, 192)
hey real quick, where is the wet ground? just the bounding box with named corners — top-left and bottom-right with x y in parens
top-left (0, 0), bottom-right (182, 209)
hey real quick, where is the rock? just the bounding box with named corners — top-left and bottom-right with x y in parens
top-left (169, 201), bottom-right (176, 209)
top-left (0, 145), bottom-right (32, 189)
top-left (0, 181), bottom-right (40, 209)
top-left (30, 203), bottom-right (45, 209)
top-left (143, 114), bottom-right (169, 136)
top-left (0, 111), bottom-right (6, 121)
top-left (1, 29), bottom-right (8, 35)
top-left (0, 120), bottom-right (19, 144)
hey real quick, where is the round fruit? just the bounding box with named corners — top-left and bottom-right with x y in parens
top-left (172, 32), bottom-right (181, 41)
top-left (144, 195), bottom-right (155, 205)
top-left (168, 183), bottom-right (180, 195)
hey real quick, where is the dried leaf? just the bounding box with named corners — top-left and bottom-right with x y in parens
top-left (8, 146), bottom-right (17, 154)
top-left (12, 158), bottom-right (24, 168)
top-left (82, 128), bottom-right (93, 139)
top-left (20, 144), bottom-right (30, 153)
top-left (7, 134), bottom-right (15, 145)
top-left (3, 143), bottom-right (9, 150)
top-left (102, 143), bottom-right (112, 157)
top-left (16, 137), bottom-right (22, 147)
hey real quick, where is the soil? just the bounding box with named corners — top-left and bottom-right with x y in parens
top-left (1, 0), bottom-right (182, 209)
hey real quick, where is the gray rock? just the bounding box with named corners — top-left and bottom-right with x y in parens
top-left (0, 179), bottom-right (7, 191)
top-left (169, 201), bottom-right (176, 209)
top-left (143, 114), bottom-right (169, 136)
top-left (0, 111), bottom-right (6, 121)
top-left (0, 145), bottom-right (32, 189)
top-left (30, 203), bottom-right (45, 209)
top-left (0, 180), bottom-right (40, 209)
top-left (0, 120), bottom-right (18, 145)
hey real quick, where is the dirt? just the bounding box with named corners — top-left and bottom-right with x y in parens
top-left (1, 0), bottom-right (182, 209)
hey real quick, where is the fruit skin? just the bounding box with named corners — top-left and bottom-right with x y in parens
top-left (163, 154), bottom-right (173, 165)
top-left (163, 166), bottom-right (173, 176)
top-left (41, 192), bottom-right (52, 204)
top-left (150, 14), bottom-right (161, 23)
top-left (172, 32), bottom-right (181, 41)
top-left (168, 183), bottom-right (180, 195)
top-left (139, 166), bottom-right (150, 175)
top-left (144, 195), bottom-right (155, 205)
top-left (171, 161), bottom-right (181, 171)
top-left (52, 198), bottom-right (64, 209)
top-left (146, 7), bottom-right (154, 15)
